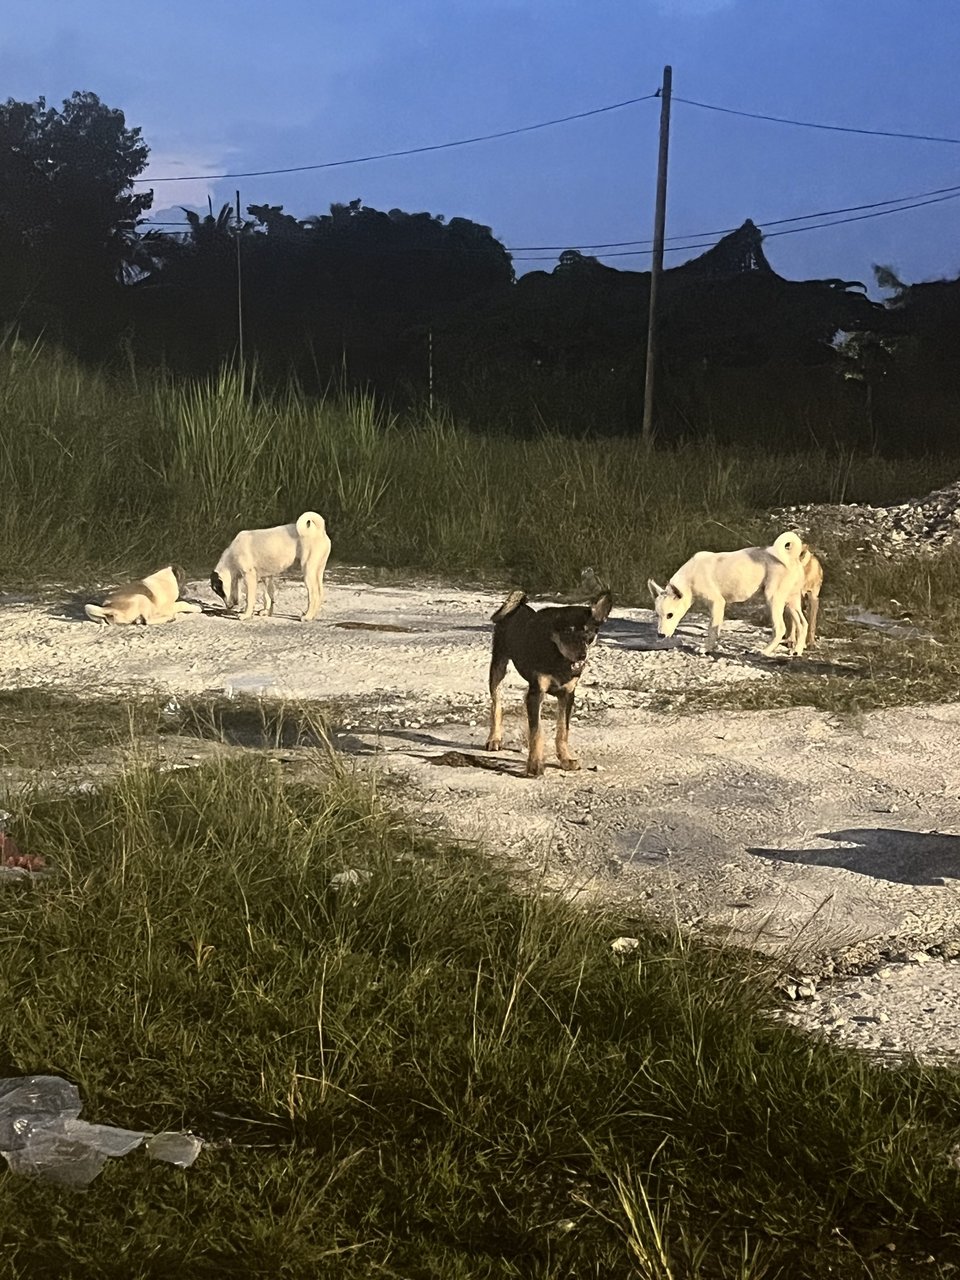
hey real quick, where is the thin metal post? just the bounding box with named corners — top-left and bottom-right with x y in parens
top-left (235, 189), bottom-right (244, 366)
top-left (428, 328), bottom-right (434, 414)
top-left (641, 65), bottom-right (673, 445)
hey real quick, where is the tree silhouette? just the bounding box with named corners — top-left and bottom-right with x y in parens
top-left (0, 91), bottom-right (150, 343)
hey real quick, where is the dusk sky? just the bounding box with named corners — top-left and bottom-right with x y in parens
top-left (5, 0), bottom-right (959, 291)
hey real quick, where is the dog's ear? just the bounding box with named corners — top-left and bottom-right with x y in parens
top-left (591, 591), bottom-right (612, 623)
top-left (647, 578), bottom-right (663, 601)
top-left (210, 571), bottom-right (226, 602)
top-left (171, 564), bottom-right (187, 595)
top-left (667, 582), bottom-right (682, 599)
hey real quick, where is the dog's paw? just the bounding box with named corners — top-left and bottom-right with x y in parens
top-left (300, 613), bottom-right (318, 622)
top-left (525, 760), bottom-right (545, 778)
top-left (484, 738), bottom-right (502, 752)
top-left (559, 757), bottom-right (581, 772)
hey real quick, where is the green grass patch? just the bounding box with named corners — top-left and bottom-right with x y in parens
top-left (652, 627), bottom-right (960, 716)
top-left (2, 338), bottom-right (960, 611)
top-left (1, 759), bottom-right (959, 1277)
top-left (0, 689), bottom-right (164, 771)
top-left (0, 689), bottom-right (345, 784)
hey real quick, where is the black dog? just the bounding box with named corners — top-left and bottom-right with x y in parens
top-left (485, 590), bottom-right (613, 777)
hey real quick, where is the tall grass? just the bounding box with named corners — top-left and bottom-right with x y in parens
top-left (1, 337), bottom-right (958, 607)
top-left (1, 757), bottom-right (959, 1277)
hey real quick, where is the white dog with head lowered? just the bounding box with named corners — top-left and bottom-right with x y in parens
top-left (210, 511), bottom-right (331, 621)
top-left (84, 564), bottom-right (201, 626)
top-left (648, 531), bottom-right (808, 656)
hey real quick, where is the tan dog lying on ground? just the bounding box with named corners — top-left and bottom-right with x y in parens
top-left (648, 530), bottom-right (808, 657)
top-left (84, 565), bottom-right (201, 625)
top-left (210, 511), bottom-right (331, 621)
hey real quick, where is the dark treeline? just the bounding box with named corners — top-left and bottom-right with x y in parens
top-left (3, 91), bottom-right (959, 452)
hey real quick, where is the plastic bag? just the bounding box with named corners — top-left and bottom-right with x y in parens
top-left (0, 1075), bottom-right (201, 1186)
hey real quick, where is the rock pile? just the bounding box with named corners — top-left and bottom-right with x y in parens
top-left (778, 477), bottom-right (960, 558)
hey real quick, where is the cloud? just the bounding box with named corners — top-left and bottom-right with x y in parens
top-left (138, 147), bottom-right (234, 224)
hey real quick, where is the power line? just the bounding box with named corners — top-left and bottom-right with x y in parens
top-left (674, 94), bottom-right (960, 145)
top-left (132, 93), bottom-right (658, 184)
top-left (140, 179), bottom-right (960, 256)
top-left (505, 181), bottom-right (960, 249)
top-left (511, 189), bottom-right (960, 260)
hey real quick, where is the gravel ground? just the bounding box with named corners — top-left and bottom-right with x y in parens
top-left (774, 955), bottom-right (960, 1066)
top-left (3, 567), bottom-right (960, 1065)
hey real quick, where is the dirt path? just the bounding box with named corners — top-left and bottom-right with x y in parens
top-left (4, 571), bottom-right (960, 1060)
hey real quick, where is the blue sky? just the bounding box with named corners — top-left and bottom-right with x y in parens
top-left (4, 0), bottom-right (959, 289)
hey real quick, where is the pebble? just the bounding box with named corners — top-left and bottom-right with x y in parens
top-left (773, 957), bottom-right (960, 1064)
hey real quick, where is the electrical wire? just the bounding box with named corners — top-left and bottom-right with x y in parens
top-left (673, 94), bottom-right (960, 145)
top-left (511, 188), bottom-right (960, 260)
top-left (131, 93), bottom-right (657, 183)
top-left (140, 181), bottom-right (960, 259)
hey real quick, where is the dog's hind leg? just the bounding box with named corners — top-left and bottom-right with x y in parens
top-left (555, 683), bottom-right (580, 771)
top-left (761, 593), bottom-right (789, 656)
top-left (785, 600), bottom-right (808, 656)
top-left (301, 546), bottom-right (331, 621)
top-left (524, 680), bottom-right (547, 777)
top-left (261, 578), bottom-right (277, 616)
top-left (485, 654), bottom-right (509, 751)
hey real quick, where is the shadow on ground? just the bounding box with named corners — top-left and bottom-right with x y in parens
top-left (749, 828), bottom-right (960, 886)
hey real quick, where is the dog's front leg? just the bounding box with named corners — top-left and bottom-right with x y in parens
top-left (555, 683), bottom-right (580, 771)
top-left (262, 578), bottom-right (276, 617)
top-left (525, 683), bottom-right (546, 777)
top-left (239, 569), bottom-right (258, 621)
top-left (485, 656), bottom-right (508, 751)
top-left (706, 598), bottom-right (725, 651)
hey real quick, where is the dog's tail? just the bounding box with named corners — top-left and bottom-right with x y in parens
top-left (770, 530), bottom-right (804, 564)
top-left (84, 603), bottom-right (113, 623)
top-left (491, 590), bottom-right (527, 622)
top-left (296, 511), bottom-right (326, 538)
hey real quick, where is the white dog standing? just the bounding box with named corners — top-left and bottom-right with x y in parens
top-left (85, 565), bottom-right (202, 626)
top-left (648, 531), bottom-right (808, 656)
top-left (210, 511), bottom-right (331, 621)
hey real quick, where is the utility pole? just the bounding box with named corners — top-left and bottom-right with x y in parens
top-left (235, 189), bottom-right (244, 367)
top-left (641, 65), bottom-right (673, 446)
top-left (428, 328), bottom-right (435, 414)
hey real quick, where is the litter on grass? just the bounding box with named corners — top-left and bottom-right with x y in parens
top-left (0, 813), bottom-right (48, 879)
top-left (0, 1076), bottom-right (202, 1186)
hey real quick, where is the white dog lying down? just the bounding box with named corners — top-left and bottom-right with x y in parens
top-left (648, 530), bottom-right (808, 656)
top-left (210, 511), bottom-right (331, 621)
top-left (84, 565), bottom-right (201, 625)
